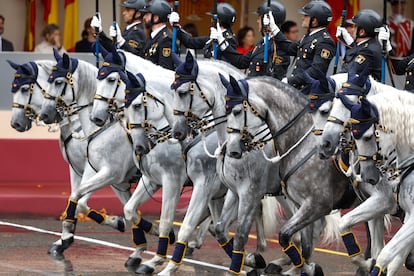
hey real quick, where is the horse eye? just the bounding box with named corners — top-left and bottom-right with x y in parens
top-left (55, 79), bottom-right (63, 86)
top-left (21, 86), bottom-right (30, 93)
top-left (107, 77), bottom-right (116, 83)
top-left (363, 135), bottom-right (373, 142)
top-left (133, 103), bottom-right (141, 110)
top-left (320, 109), bottom-right (329, 116)
top-left (232, 108), bottom-right (242, 116)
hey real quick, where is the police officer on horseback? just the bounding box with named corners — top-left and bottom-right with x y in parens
top-left (287, 0), bottom-right (335, 93)
top-left (209, 0), bottom-right (291, 80)
top-left (168, 3), bottom-right (238, 61)
top-left (142, 0), bottom-right (175, 70)
top-left (91, 0), bottom-right (147, 57)
top-left (337, 9), bottom-right (383, 81)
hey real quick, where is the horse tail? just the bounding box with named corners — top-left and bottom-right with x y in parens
top-left (261, 195), bottom-right (287, 239)
top-left (319, 209), bottom-right (342, 246)
top-left (384, 213), bottom-right (392, 233)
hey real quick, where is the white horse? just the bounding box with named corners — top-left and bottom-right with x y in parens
top-left (350, 90), bottom-right (414, 275)
top-left (304, 68), bottom-right (399, 274)
top-left (7, 60), bottom-right (127, 251)
top-left (37, 51), bottom-right (144, 266)
top-left (90, 48), bottom-right (232, 274)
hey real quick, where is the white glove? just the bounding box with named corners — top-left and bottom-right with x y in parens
top-left (169, 11), bottom-right (180, 26)
top-left (210, 23), bottom-right (227, 50)
top-left (263, 12), bottom-right (280, 36)
top-left (91, 14), bottom-right (102, 33)
top-left (109, 23), bottom-right (126, 47)
top-left (378, 26), bottom-right (392, 52)
top-left (336, 26), bottom-right (353, 45)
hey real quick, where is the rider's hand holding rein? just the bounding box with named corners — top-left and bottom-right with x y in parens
top-left (209, 22), bottom-right (227, 50)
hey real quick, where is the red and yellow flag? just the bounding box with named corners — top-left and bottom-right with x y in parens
top-left (63, 0), bottom-right (79, 52)
top-left (42, 0), bottom-right (59, 24)
top-left (326, 0), bottom-right (360, 42)
top-left (24, 0), bottom-right (36, 51)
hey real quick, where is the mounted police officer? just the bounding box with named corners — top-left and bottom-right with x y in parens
top-left (142, 0), bottom-right (175, 70)
top-left (336, 9), bottom-right (383, 81)
top-left (209, 0), bottom-right (290, 80)
top-left (286, 0), bottom-right (335, 93)
top-left (91, 0), bottom-right (147, 57)
top-left (168, 3), bottom-right (237, 61)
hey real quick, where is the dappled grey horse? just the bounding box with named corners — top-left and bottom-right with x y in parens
top-left (311, 66), bottom-right (402, 272)
top-left (221, 76), bottom-right (353, 275)
top-left (90, 48), bottom-right (228, 274)
top-left (350, 91), bottom-right (414, 275)
top-left (37, 51), bottom-right (141, 265)
top-left (7, 60), bottom-right (126, 245)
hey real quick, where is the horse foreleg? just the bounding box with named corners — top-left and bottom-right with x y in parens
top-left (136, 176), bottom-right (183, 274)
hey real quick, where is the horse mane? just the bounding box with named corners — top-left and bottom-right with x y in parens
top-left (35, 60), bottom-right (55, 76)
top-left (122, 50), bottom-right (174, 80)
top-left (198, 59), bottom-right (245, 80)
top-left (369, 90), bottom-right (414, 148)
top-left (75, 60), bottom-right (98, 104)
top-left (330, 73), bottom-right (347, 92)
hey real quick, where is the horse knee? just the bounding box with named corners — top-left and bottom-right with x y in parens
top-left (215, 222), bottom-right (226, 242)
top-left (123, 204), bottom-right (135, 221)
top-left (279, 231), bottom-right (290, 248)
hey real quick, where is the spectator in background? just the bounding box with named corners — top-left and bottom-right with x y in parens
top-left (281, 20), bottom-right (299, 42)
top-left (75, 17), bottom-right (95, 52)
top-left (0, 15), bottom-right (14, 51)
top-left (236, 26), bottom-right (255, 54)
top-left (34, 24), bottom-right (65, 54)
top-left (387, 0), bottom-right (414, 57)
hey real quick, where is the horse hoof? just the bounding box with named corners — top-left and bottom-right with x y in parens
top-left (185, 247), bottom-right (194, 257)
top-left (169, 230), bottom-right (176, 245)
top-left (253, 253), bottom-right (266, 269)
top-left (116, 217), bottom-right (126, 232)
top-left (313, 263), bottom-right (324, 276)
top-left (48, 244), bottom-right (65, 259)
top-left (135, 264), bottom-right (155, 274)
top-left (406, 253), bottom-right (414, 271)
top-left (264, 263), bottom-right (283, 274)
top-left (61, 236), bottom-right (74, 250)
top-left (124, 257), bottom-right (142, 271)
top-left (247, 269), bottom-right (261, 276)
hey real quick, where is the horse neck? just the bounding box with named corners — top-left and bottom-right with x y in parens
top-left (149, 88), bottom-right (176, 127)
top-left (74, 61), bottom-right (98, 135)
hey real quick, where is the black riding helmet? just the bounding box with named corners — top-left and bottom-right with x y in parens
top-left (298, 0), bottom-right (332, 28)
top-left (207, 3), bottom-right (236, 29)
top-left (257, 0), bottom-right (286, 26)
top-left (121, 0), bottom-right (148, 20)
top-left (352, 9), bottom-right (382, 38)
top-left (147, 0), bottom-right (172, 23)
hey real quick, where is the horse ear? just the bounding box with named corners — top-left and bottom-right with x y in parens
top-left (100, 43), bottom-right (109, 58)
top-left (62, 53), bottom-right (70, 69)
top-left (184, 51), bottom-right (194, 72)
top-left (7, 60), bottom-right (20, 70)
top-left (172, 53), bottom-right (183, 68)
top-left (219, 73), bottom-right (229, 88)
top-left (53, 48), bottom-right (62, 61)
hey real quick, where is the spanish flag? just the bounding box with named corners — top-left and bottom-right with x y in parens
top-left (42, 0), bottom-right (59, 24)
top-left (24, 0), bottom-right (36, 51)
top-left (63, 0), bottom-right (79, 52)
top-left (326, 0), bottom-right (360, 42)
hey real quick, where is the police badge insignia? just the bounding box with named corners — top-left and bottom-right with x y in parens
top-left (355, 55), bottom-right (366, 64)
top-left (321, 49), bottom-right (330, 59)
top-left (163, 48), bottom-right (171, 57)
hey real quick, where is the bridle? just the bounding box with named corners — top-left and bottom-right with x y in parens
top-left (93, 62), bottom-right (127, 116)
top-left (127, 91), bottom-right (172, 155)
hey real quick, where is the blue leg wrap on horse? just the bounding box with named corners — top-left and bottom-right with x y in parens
top-left (86, 209), bottom-right (105, 224)
top-left (171, 242), bottom-right (187, 265)
top-left (341, 232), bottom-right (362, 257)
top-left (156, 236), bottom-right (169, 257)
top-left (229, 250), bottom-right (245, 274)
top-left (282, 242), bottom-right (304, 268)
top-left (137, 217), bottom-right (153, 233)
top-left (370, 265), bottom-right (383, 276)
top-left (132, 226), bottom-right (147, 246)
top-left (220, 237), bottom-right (234, 258)
top-left (63, 199), bottom-right (77, 222)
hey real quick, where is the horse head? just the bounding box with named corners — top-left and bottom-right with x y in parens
top-left (8, 60), bottom-right (52, 131)
top-left (171, 51), bottom-right (199, 141)
top-left (350, 97), bottom-right (381, 184)
top-left (221, 74), bottom-right (261, 159)
top-left (39, 50), bottom-right (79, 124)
top-left (91, 47), bottom-right (128, 126)
top-left (319, 62), bottom-right (371, 159)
